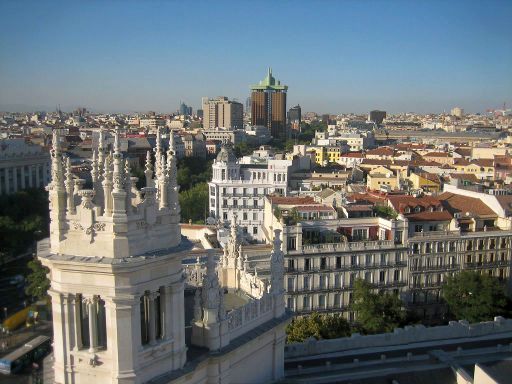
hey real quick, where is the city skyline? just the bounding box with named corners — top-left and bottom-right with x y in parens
top-left (0, 0), bottom-right (511, 114)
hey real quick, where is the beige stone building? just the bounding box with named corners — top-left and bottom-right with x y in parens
top-left (202, 96), bottom-right (243, 130)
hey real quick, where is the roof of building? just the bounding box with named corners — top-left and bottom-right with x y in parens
top-left (405, 210), bottom-right (453, 222)
top-left (438, 192), bottom-right (496, 217)
top-left (268, 196), bottom-right (316, 205)
top-left (387, 195), bottom-right (443, 214)
top-left (424, 151), bottom-right (451, 158)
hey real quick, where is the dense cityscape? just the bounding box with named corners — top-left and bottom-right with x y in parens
top-left (1, 1), bottom-right (512, 384)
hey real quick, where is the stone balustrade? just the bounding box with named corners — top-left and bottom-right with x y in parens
top-left (285, 317), bottom-right (512, 359)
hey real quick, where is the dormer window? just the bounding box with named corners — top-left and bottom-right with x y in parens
top-left (405, 207), bottom-right (411, 213)
top-left (414, 206), bottom-right (421, 213)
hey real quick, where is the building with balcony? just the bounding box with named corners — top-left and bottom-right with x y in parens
top-left (0, 138), bottom-right (51, 195)
top-left (208, 144), bottom-right (295, 241)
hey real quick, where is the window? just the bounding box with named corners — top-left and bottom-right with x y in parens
top-left (414, 225), bottom-right (423, 233)
top-left (287, 277), bottom-right (295, 291)
top-left (352, 228), bottom-right (368, 241)
top-left (351, 256), bottom-right (357, 266)
top-left (336, 256), bottom-right (342, 269)
top-left (303, 276), bottom-right (310, 289)
top-left (365, 254), bottom-right (372, 265)
top-left (252, 226), bottom-right (258, 235)
top-left (140, 290), bottom-right (163, 346)
top-left (287, 237), bottom-right (296, 250)
top-left (334, 294), bottom-right (341, 308)
top-left (379, 271), bottom-right (385, 282)
top-left (253, 212), bottom-right (257, 220)
top-left (318, 295), bottom-right (326, 308)
top-left (243, 212), bottom-right (248, 220)
top-left (320, 257), bottom-right (327, 270)
top-left (364, 272), bottom-right (372, 282)
top-left (334, 274), bottom-right (341, 288)
top-left (253, 199), bottom-right (258, 207)
top-left (288, 259), bottom-right (295, 271)
top-left (75, 294), bottom-right (106, 350)
top-left (393, 270), bottom-right (400, 282)
top-left (222, 199), bottom-right (227, 207)
top-left (380, 253), bottom-right (386, 265)
top-left (319, 275), bottom-right (326, 289)
top-left (303, 296), bottom-right (310, 309)
top-left (287, 297), bottom-right (294, 309)
top-left (304, 258), bottom-right (311, 271)
top-left (223, 212), bottom-right (228, 220)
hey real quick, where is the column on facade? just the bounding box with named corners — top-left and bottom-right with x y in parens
top-left (83, 295), bottom-right (99, 352)
top-left (20, 166), bottom-right (26, 189)
top-left (71, 294), bottom-right (83, 350)
top-left (162, 285), bottom-right (173, 341)
top-left (147, 291), bottom-right (159, 345)
top-left (104, 295), bottom-right (140, 380)
top-left (3, 168), bottom-right (9, 194)
top-left (48, 289), bottom-right (68, 384)
top-left (12, 166), bottom-right (17, 193)
top-left (169, 280), bottom-right (186, 369)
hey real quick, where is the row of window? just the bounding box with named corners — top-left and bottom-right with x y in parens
top-left (287, 253), bottom-right (403, 271)
top-left (289, 269), bottom-right (403, 291)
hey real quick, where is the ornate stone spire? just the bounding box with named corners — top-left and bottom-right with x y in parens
top-left (50, 128), bottom-right (65, 191)
top-left (97, 128), bottom-right (105, 178)
top-left (225, 214), bottom-right (239, 268)
top-left (102, 156), bottom-right (113, 217)
top-left (154, 127), bottom-right (163, 179)
top-left (144, 150), bottom-right (153, 188)
top-left (270, 229), bottom-right (285, 295)
top-left (112, 127), bottom-right (124, 192)
top-left (91, 150), bottom-right (99, 183)
top-left (64, 156), bottom-right (75, 214)
top-left (201, 250), bottom-right (220, 324)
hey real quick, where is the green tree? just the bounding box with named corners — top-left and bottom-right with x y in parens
top-left (25, 258), bottom-right (50, 300)
top-left (442, 271), bottom-right (508, 322)
top-left (179, 182), bottom-right (209, 224)
top-left (372, 205), bottom-right (398, 220)
top-left (286, 312), bottom-right (351, 343)
top-left (352, 279), bottom-right (406, 334)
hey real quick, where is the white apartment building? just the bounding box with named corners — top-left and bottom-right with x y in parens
top-left (202, 96), bottom-right (243, 129)
top-left (313, 130), bottom-right (375, 151)
top-left (208, 145), bottom-right (293, 242)
top-left (0, 138), bottom-right (51, 195)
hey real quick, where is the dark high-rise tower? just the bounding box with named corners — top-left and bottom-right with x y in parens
top-left (288, 104), bottom-right (301, 132)
top-left (250, 68), bottom-right (288, 139)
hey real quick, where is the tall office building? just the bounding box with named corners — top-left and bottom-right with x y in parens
top-left (368, 110), bottom-right (387, 125)
top-left (202, 96), bottom-right (244, 129)
top-left (251, 68), bottom-right (288, 139)
top-left (288, 105), bottom-right (301, 132)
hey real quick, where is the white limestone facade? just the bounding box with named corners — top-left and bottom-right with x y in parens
top-left (39, 127), bottom-right (289, 384)
top-left (208, 144), bottom-right (291, 242)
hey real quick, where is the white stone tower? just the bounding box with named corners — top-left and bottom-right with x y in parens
top-left (40, 127), bottom-right (188, 384)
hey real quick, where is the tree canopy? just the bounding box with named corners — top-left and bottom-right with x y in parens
top-left (442, 271), bottom-right (509, 323)
top-left (352, 279), bottom-right (406, 334)
top-left (286, 312), bottom-right (351, 343)
top-left (25, 258), bottom-right (50, 300)
top-left (179, 182), bottom-right (209, 224)
top-left (0, 188), bottom-right (49, 263)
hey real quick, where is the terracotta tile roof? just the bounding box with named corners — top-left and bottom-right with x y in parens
top-left (454, 148), bottom-right (471, 157)
top-left (366, 147), bottom-right (395, 156)
top-left (296, 205), bottom-right (336, 212)
top-left (424, 152), bottom-right (451, 158)
top-left (454, 158), bottom-right (471, 166)
top-left (405, 210), bottom-right (453, 222)
top-left (472, 159), bottom-right (494, 167)
top-left (269, 196), bottom-right (315, 205)
top-left (387, 195), bottom-right (442, 214)
top-left (361, 159), bottom-right (393, 166)
top-left (438, 192), bottom-right (496, 217)
top-left (449, 173), bottom-right (479, 182)
top-left (341, 152), bottom-right (364, 158)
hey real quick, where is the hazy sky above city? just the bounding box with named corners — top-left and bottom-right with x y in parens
top-left (0, 0), bottom-right (511, 114)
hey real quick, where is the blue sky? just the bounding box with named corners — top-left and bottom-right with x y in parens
top-left (0, 0), bottom-right (511, 114)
